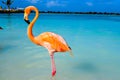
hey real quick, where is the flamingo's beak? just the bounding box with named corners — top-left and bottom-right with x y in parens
top-left (24, 13), bottom-right (30, 24)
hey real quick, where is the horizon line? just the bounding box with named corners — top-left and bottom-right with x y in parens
top-left (0, 9), bottom-right (120, 15)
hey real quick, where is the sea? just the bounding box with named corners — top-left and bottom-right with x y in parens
top-left (0, 13), bottom-right (120, 80)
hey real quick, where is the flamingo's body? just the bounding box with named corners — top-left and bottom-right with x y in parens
top-left (24, 6), bottom-right (73, 77)
top-left (35, 32), bottom-right (71, 53)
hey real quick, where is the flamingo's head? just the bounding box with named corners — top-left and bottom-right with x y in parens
top-left (24, 6), bottom-right (39, 24)
top-left (24, 6), bottom-right (31, 24)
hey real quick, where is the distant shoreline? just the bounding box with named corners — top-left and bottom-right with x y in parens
top-left (0, 10), bottom-right (120, 15)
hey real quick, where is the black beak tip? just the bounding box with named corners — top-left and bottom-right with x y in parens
top-left (24, 19), bottom-right (30, 24)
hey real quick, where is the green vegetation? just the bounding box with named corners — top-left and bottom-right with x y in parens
top-left (0, 9), bottom-right (23, 13)
top-left (0, 10), bottom-right (120, 15)
top-left (40, 11), bottom-right (120, 15)
top-left (0, 0), bottom-right (120, 15)
top-left (2, 0), bottom-right (14, 10)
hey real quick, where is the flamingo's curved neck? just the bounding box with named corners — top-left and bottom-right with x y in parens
top-left (27, 7), bottom-right (39, 45)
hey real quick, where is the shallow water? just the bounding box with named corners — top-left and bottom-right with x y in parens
top-left (0, 13), bottom-right (120, 80)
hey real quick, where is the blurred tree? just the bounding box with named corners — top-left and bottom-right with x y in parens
top-left (0, 6), bottom-right (2, 10)
top-left (2, 0), bottom-right (14, 10)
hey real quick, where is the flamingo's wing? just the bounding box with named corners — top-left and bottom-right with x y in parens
top-left (39, 32), bottom-right (70, 52)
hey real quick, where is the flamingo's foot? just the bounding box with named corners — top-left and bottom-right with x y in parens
top-left (52, 70), bottom-right (56, 77)
top-left (51, 75), bottom-right (56, 80)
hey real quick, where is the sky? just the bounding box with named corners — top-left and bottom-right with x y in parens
top-left (0, 0), bottom-right (120, 13)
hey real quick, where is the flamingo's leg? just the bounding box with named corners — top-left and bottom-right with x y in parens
top-left (43, 42), bottom-right (56, 77)
top-left (50, 54), bottom-right (56, 77)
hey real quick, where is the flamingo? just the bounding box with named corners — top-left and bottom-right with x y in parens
top-left (24, 6), bottom-right (73, 77)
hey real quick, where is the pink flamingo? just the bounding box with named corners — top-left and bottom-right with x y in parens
top-left (24, 6), bottom-right (73, 77)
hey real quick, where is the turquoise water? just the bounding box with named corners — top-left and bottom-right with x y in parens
top-left (0, 13), bottom-right (120, 80)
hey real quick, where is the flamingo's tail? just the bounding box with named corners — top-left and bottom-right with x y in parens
top-left (68, 46), bottom-right (73, 57)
